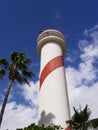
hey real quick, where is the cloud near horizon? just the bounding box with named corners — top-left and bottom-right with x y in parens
top-left (0, 24), bottom-right (98, 130)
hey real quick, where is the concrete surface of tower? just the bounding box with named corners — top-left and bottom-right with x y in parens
top-left (37, 29), bottom-right (71, 129)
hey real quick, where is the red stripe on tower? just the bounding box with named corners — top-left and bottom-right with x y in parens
top-left (65, 125), bottom-right (72, 130)
top-left (40, 55), bottom-right (64, 88)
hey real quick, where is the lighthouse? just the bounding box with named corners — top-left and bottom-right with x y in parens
top-left (37, 29), bottom-right (71, 129)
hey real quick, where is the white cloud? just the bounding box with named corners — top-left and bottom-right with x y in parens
top-left (84, 24), bottom-right (98, 36)
top-left (1, 101), bottom-right (38, 130)
top-left (67, 82), bottom-right (98, 119)
top-left (55, 11), bottom-right (62, 21)
top-left (0, 81), bottom-right (39, 130)
top-left (66, 24), bottom-right (98, 119)
top-left (20, 81), bottom-right (39, 107)
top-left (78, 39), bottom-right (89, 51)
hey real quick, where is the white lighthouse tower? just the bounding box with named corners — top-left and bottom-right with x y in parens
top-left (37, 29), bottom-right (71, 129)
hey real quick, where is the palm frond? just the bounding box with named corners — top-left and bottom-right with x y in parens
top-left (15, 71), bottom-right (30, 86)
top-left (22, 70), bottom-right (35, 78)
top-left (18, 52), bottom-right (25, 62)
top-left (73, 107), bottom-right (82, 123)
top-left (11, 52), bottom-right (25, 64)
top-left (15, 71), bottom-right (24, 83)
top-left (23, 78), bottom-right (30, 87)
top-left (10, 52), bottom-right (35, 86)
top-left (90, 118), bottom-right (98, 128)
top-left (66, 120), bottom-right (75, 126)
top-left (0, 58), bottom-right (9, 68)
top-left (23, 58), bottom-right (32, 64)
top-left (18, 58), bottom-right (32, 70)
top-left (82, 105), bottom-right (91, 122)
top-left (17, 62), bottom-right (28, 70)
top-left (0, 69), bottom-right (6, 79)
top-left (9, 63), bottom-right (14, 70)
top-left (11, 52), bottom-right (19, 62)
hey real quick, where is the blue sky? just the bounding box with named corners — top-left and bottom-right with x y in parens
top-left (0, 0), bottom-right (98, 129)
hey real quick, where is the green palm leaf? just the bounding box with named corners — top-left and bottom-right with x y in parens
top-left (22, 70), bottom-right (35, 77)
top-left (0, 69), bottom-right (5, 79)
top-left (15, 71), bottom-right (30, 86)
top-left (82, 105), bottom-right (91, 122)
top-left (11, 52), bottom-right (19, 62)
top-left (0, 58), bottom-right (9, 69)
top-left (23, 58), bottom-right (31, 64)
top-left (18, 59), bottom-right (31, 70)
top-left (90, 118), bottom-right (98, 128)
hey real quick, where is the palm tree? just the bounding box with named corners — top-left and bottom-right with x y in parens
top-left (90, 118), bottom-right (98, 129)
top-left (66, 105), bottom-right (98, 130)
top-left (0, 52), bottom-right (35, 127)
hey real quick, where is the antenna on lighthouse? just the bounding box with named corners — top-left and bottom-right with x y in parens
top-left (37, 29), bottom-right (71, 129)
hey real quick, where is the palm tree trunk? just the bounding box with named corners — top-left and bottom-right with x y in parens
top-left (0, 79), bottom-right (13, 127)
